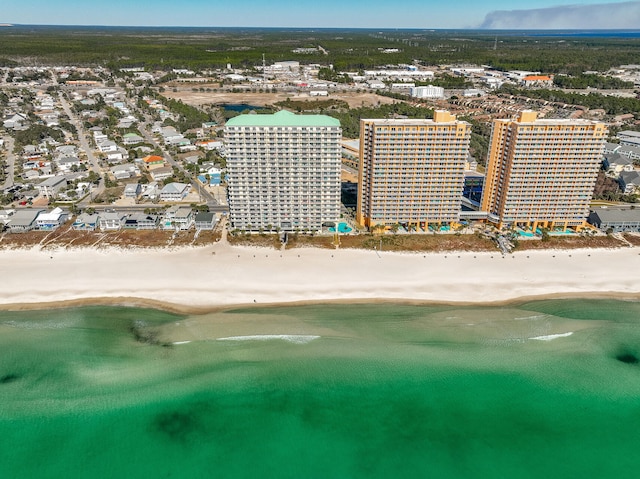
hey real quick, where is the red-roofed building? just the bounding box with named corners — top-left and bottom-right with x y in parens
top-left (522, 75), bottom-right (553, 87)
top-left (142, 155), bottom-right (165, 169)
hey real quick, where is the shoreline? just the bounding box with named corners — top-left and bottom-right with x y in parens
top-left (1, 243), bottom-right (639, 313)
top-left (1, 291), bottom-right (640, 315)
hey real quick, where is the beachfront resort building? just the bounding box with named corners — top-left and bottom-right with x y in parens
top-left (225, 110), bottom-right (342, 232)
top-left (481, 111), bottom-right (607, 230)
top-left (356, 111), bottom-right (471, 231)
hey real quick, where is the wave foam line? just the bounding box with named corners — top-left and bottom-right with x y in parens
top-left (530, 332), bottom-right (573, 341)
top-left (217, 335), bottom-right (320, 344)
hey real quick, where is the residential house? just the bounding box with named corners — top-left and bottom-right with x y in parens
top-left (3, 113), bottom-right (28, 129)
top-left (122, 133), bottom-right (144, 145)
top-left (37, 176), bottom-right (67, 199)
top-left (603, 153), bottom-right (634, 176)
top-left (7, 209), bottom-right (44, 233)
top-left (110, 163), bottom-right (140, 180)
top-left (106, 150), bottom-right (126, 163)
top-left (98, 212), bottom-right (127, 230)
top-left (123, 213), bottom-right (159, 230)
top-left (162, 205), bottom-right (194, 230)
top-left (57, 156), bottom-right (82, 172)
top-left (141, 183), bottom-right (160, 200)
top-left (196, 140), bottom-right (224, 151)
top-left (97, 140), bottom-right (118, 153)
top-left (117, 116), bottom-right (137, 129)
top-left (619, 170), bottom-right (640, 194)
top-left (195, 211), bottom-right (216, 230)
top-left (160, 127), bottom-right (187, 146)
top-left (92, 129), bottom-right (108, 144)
top-left (72, 212), bottom-right (99, 231)
top-left (36, 207), bottom-right (68, 230)
top-left (159, 182), bottom-right (190, 202)
top-left (150, 166), bottom-right (174, 181)
top-left (0, 209), bottom-right (15, 225)
top-left (55, 145), bottom-right (78, 158)
top-left (604, 142), bottom-right (621, 155)
top-left (616, 145), bottom-right (640, 163)
top-left (124, 183), bottom-right (142, 198)
top-left (143, 155), bottom-right (165, 169)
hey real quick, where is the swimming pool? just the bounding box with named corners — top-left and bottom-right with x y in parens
top-left (329, 222), bottom-right (353, 233)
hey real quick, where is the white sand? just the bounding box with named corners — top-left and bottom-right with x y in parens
top-left (1, 242), bottom-right (639, 311)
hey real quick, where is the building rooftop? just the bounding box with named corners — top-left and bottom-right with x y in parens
top-left (226, 110), bottom-right (340, 128)
top-left (591, 207), bottom-right (640, 223)
top-left (618, 130), bottom-right (640, 139)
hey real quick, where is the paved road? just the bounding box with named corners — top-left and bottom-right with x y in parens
top-left (87, 204), bottom-right (228, 213)
top-left (54, 83), bottom-right (105, 205)
top-left (1, 136), bottom-right (16, 190)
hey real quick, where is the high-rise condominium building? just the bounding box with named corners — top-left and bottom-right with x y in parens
top-left (356, 111), bottom-right (471, 230)
top-left (225, 110), bottom-right (341, 232)
top-left (481, 111), bottom-right (607, 230)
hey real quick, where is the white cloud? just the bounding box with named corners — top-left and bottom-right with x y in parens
top-left (480, 1), bottom-right (640, 29)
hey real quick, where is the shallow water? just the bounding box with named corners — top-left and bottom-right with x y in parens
top-left (1, 300), bottom-right (640, 478)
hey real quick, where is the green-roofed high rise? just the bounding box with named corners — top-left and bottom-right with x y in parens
top-left (225, 110), bottom-right (342, 232)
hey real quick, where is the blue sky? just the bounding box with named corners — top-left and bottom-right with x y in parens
top-left (2, 0), bottom-right (639, 29)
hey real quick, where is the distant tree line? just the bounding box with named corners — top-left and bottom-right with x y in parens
top-left (1, 27), bottom-right (640, 75)
top-left (553, 74), bottom-right (634, 90)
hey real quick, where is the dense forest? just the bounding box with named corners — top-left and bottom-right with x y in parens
top-left (0, 26), bottom-right (639, 75)
top-left (326, 103), bottom-right (434, 138)
top-left (553, 74), bottom-right (634, 90)
top-left (498, 85), bottom-right (640, 115)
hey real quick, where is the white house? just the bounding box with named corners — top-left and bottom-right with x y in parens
top-left (162, 205), bottom-right (194, 230)
top-left (36, 207), bottom-right (68, 230)
top-left (159, 182), bottom-right (190, 202)
top-left (98, 212), bottom-right (127, 230)
top-left (98, 140), bottom-right (118, 153)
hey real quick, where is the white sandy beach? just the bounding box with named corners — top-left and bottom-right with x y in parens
top-left (0, 242), bottom-right (639, 311)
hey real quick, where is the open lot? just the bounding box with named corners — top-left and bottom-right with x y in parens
top-left (162, 88), bottom-right (398, 109)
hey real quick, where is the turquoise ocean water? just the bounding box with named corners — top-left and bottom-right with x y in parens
top-left (2, 300), bottom-right (640, 478)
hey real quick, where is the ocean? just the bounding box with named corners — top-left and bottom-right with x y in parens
top-left (1, 300), bottom-right (640, 478)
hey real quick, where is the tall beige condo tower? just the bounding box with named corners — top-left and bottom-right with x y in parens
top-left (481, 111), bottom-right (607, 230)
top-left (357, 111), bottom-right (471, 230)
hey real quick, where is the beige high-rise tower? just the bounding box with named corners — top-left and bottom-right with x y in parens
top-left (356, 111), bottom-right (471, 231)
top-left (481, 111), bottom-right (607, 230)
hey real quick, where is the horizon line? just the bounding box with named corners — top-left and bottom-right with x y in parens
top-left (3, 23), bottom-right (640, 32)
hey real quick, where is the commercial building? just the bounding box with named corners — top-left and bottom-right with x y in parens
top-left (356, 111), bottom-right (471, 230)
top-left (588, 207), bottom-right (640, 233)
top-left (481, 111), bottom-right (607, 230)
top-left (225, 110), bottom-right (341, 232)
top-left (410, 85), bottom-right (445, 99)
